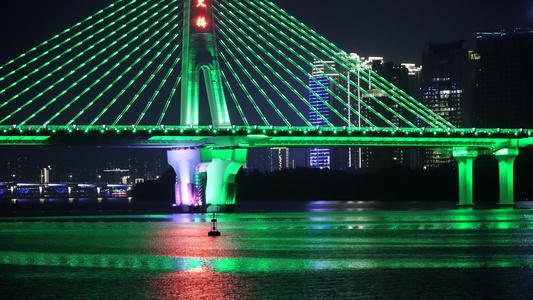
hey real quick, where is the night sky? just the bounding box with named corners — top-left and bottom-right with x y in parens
top-left (0, 0), bottom-right (532, 65)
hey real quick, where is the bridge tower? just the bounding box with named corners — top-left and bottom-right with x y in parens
top-left (180, 0), bottom-right (230, 126)
top-left (167, 0), bottom-right (246, 212)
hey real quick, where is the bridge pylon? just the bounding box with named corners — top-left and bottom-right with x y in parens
top-left (181, 0), bottom-right (230, 126)
top-left (168, 0), bottom-right (245, 212)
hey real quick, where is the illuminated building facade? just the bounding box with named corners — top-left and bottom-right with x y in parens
top-left (245, 147), bottom-right (303, 173)
top-left (270, 148), bottom-right (292, 171)
top-left (352, 56), bottom-right (422, 171)
top-left (360, 58), bottom-right (419, 170)
top-left (309, 55), bottom-right (422, 171)
top-left (308, 59), bottom-right (346, 170)
top-left (308, 60), bottom-right (332, 169)
top-left (476, 28), bottom-right (533, 128)
top-left (420, 41), bottom-right (477, 168)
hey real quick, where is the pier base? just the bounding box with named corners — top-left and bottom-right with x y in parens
top-left (202, 148), bottom-right (247, 207)
top-left (167, 146), bottom-right (202, 207)
top-left (494, 148), bottom-right (519, 208)
top-left (453, 148), bottom-right (478, 207)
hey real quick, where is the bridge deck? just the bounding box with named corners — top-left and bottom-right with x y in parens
top-left (0, 126), bottom-right (532, 151)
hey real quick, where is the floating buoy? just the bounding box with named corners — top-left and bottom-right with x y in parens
top-left (208, 212), bottom-right (220, 236)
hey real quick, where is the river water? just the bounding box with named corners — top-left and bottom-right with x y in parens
top-left (2, 201), bottom-right (533, 299)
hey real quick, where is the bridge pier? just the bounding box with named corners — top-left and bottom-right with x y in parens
top-left (167, 146), bottom-right (202, 210)
top-left (203, 148), bottom-right (247, 212)
top-left (453, 148), bottom-right (478, 208)
top-left (167, 146), bottom-right (247, 212)
top-left (494, 148), bottom-right (519, 207)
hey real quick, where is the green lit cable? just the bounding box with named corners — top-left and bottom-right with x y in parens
top-left (136, 38), bottom-right (182, 126)
top-left (0, 1), bottom-right (152, 98)
top-left (222, 0), bottom-right (377, 128)
top-left (217, 3), bottom-right (351, 127)
top-left (91, 19), bottom-right (179, 125)
top-left (243, 0), bottom-right (406, 128)
top-left (126, 40), bottom-right (181, 126)
top-left (227, 0), bottom-right (378, 128)
top-left (218, 51), bottom-right (270, 126)
top-left (0, 0), bottom-right (169, 124)
top-left (111, 37), bottom-right (178, 125)
top-left (220, 69), bottom-right (249, 126)
top-left (240, 3), bottom-right (414, 127)
top-left (216, 25), bottom-right (311, 126)
top-left (157, 72), bottom-right (181, 126)
top-left (69, 9), bottom-right (180, 126)
top-left (215, 9), bottom-right (324, 126)
top-left (254, 1), bottom-right (410, 128)
top-left (215, 4), bottom-right (339, 127)
top-left (218, 38), bottom-right (289, 126)
top-left (0, 0), bottom-right (134, 82)
top-left (256, 0), bottom-right (437, 126)
top-left (156, 36), bottom-right (184, 126)
top-left (21, 2), bottom-right (176, 126)
top-left (258, 0), bottom-right (454, 129)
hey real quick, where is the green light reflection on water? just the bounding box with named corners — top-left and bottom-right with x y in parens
top-left (1, 251), bottom-right (530, 273)
top-left (2, 209), bottom-right (533, 275)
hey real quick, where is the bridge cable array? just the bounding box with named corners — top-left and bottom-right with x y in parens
top-left (0, 0), bottom-right (453, 130)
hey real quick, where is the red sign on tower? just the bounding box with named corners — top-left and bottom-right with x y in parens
top-left (197, 0), bottom-right (206, 8)
top-left (191, 0), bottom-right (211, 32)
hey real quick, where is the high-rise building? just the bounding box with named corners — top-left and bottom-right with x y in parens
top-left (358, 58), bottom-right (424, 171)
top-left (420, 41), bottom-right (478, 168)
top-left (476, 27), bottom-right (533, 128)
top-left (308, 54), bottom-right (422, 171)
top-left (308, 59), bottom-right (344, 170)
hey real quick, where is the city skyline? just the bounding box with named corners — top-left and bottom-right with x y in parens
top-left (0, 1), bottom-right (531, 66)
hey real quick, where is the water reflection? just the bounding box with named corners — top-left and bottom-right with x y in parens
top-left (146, 270), bottom-right (252, 300)
top-left (1, 208), bottom-right (533, 298)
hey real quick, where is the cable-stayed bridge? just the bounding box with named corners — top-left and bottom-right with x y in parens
top-left (0, 0), bottom-right (531, 211)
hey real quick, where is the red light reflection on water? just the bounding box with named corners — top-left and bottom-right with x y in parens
top-left (144, 225), bottom-right (253, 299)
top-left (146, 225), bottom-right (241, 258)
top-left (146, 269), bottom-right (252, 300)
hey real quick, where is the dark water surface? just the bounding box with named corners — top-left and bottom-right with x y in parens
top-left (2, 201), bottom-right (533, 299)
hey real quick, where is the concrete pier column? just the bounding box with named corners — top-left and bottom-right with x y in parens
top-left (494, 148), bottom-right (519, 207)
top-left (201, 148), bottom-right (247, 211)
top-left (167, 146), bottom-right (202, 207)
top-left (453, 148), bottom-right (478, 207)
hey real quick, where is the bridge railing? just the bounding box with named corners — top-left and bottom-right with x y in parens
top-left (0, 125), bottom-right (530, 138)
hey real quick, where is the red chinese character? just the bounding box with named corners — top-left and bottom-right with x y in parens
top-left (197, 16), bottom-right (207, 28)
top-left (197, 0), bottom-right (206, 8)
